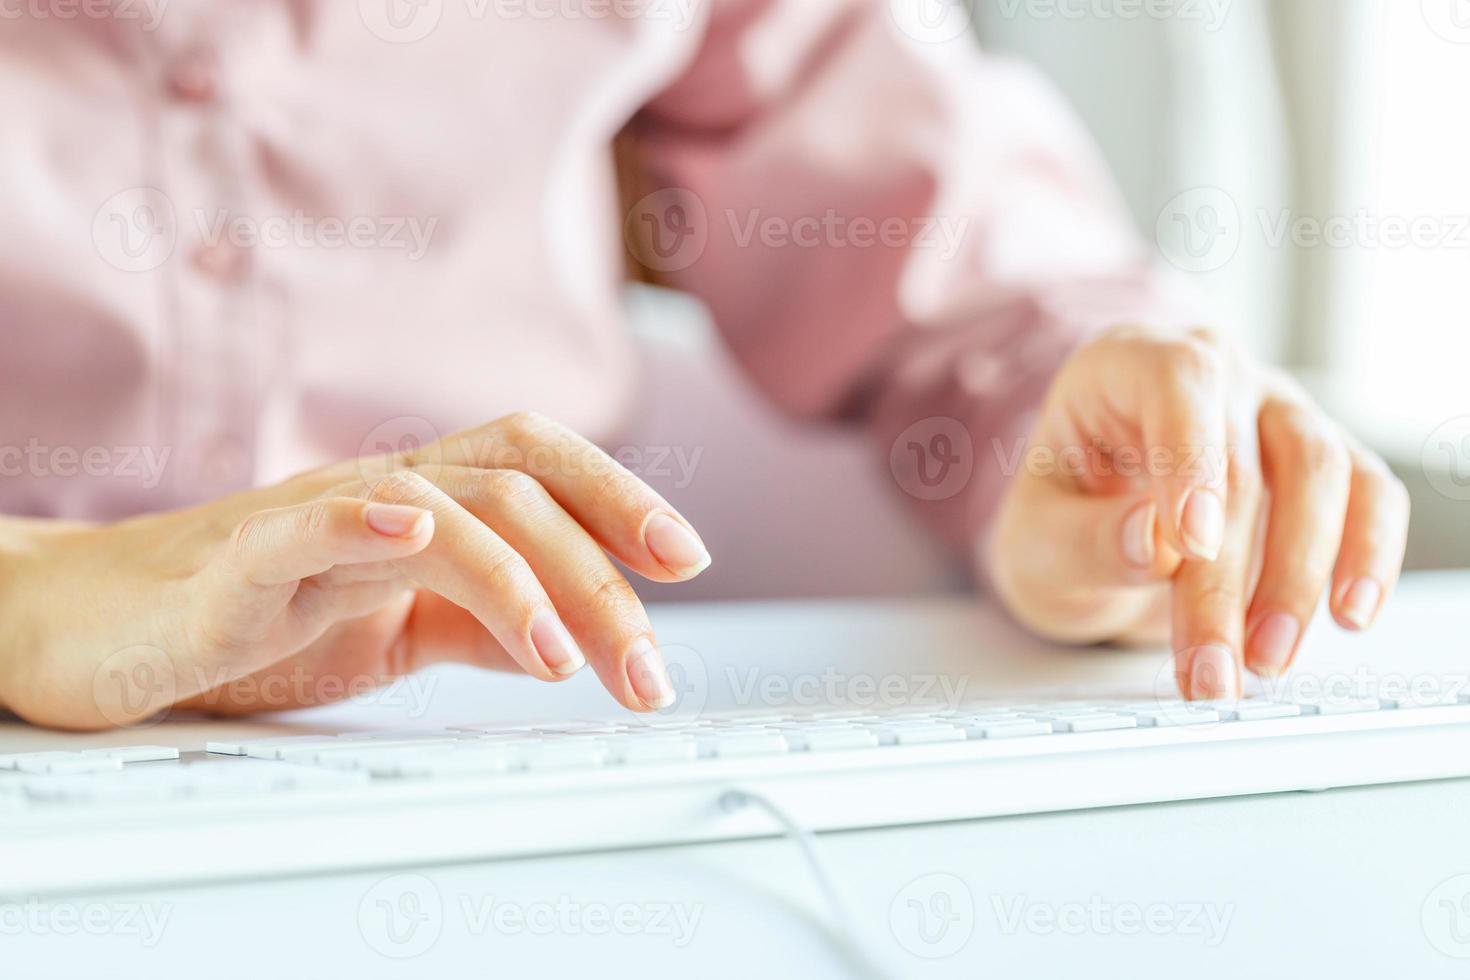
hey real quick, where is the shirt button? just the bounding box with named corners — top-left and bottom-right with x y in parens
top-left (192, 241), bottom-right (250, 282)
top-left (168, 51), bottom-right (219, 104)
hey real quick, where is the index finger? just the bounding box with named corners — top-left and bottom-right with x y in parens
top-left (424, 412), bottom-right (711, 583)
top-left (1171, 422), bottom-right (1264, 700)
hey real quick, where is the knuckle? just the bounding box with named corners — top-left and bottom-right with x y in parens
top-left (480, 548), bottom-right (534, 599)
top-left (370, 469), bottom-right (436, 505)
top-left (1366, 466), bottom-right (1412, 515)
top-left (228, 512), bottom-right (270, 560)
top-left (1293, 427), bottom-right (1351, 480)
top-left (1187, 325), bottom-right (1223, 349)
top-left (1389, 475), bottom-right (1413, 514)
top-left (479, 468), bottom-right (548, 507)
top-left (299, 501), bottom-right (335, 537)
top-left (1189, 581), bottom-right (1248, 614)
top-left (495, 410), bottom-right (553, 444)
top-left (1264, 402), bottom-right (1352, 486)
top-left (1159, 338), bottom-right (1222, 385)
top-left (1228, 459), bottom-right (1263, 498)
top-left (585, 571), bottom-right (642, 619)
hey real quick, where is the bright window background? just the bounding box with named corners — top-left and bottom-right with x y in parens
top-left (1345, 2), bottom-right (1470, 431)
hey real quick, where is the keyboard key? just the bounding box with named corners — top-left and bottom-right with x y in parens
top-left (706, 733), bottom-right (790, 758)
top-left (1218, 702), bottom-right (1301, 721)
top-left (207, 736), bottom-right (343, 757)
top-left (1046, 715), bottom-right (1137, 733)
top-left (13, 752), bottom-right (124, 775)
top-left (276, 738), bottom-right (462, 763)
top-left (606, 736), bottom-right (699, 764)
top-left (521, 742), bottom-right (609, 770)
top-left (797, 728), bottom-right (880, 752)
top-left (80, 745), bottom-right (180, 763)
top-left (866, 724), bottom-right (967, 746)
top-left (1378, 692), bottom-right (1461, 709)
top-left (963, 720), bottom-right (1053, 739)
top-left (1291, 697), bottom-right (1382, 716)
top-left (1128, 709), bottom-right (1220, 727)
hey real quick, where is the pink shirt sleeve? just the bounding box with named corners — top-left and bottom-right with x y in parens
top-left (630, 0), bottom-right (1204, 556)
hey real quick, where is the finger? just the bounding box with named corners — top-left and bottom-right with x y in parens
top-left (996, 474), bottom-right (1184, 591)
top-left (1075, 330), bottom-right (1231, 562)
top-left (427, 412), bottom-right (711, 582)
top-left (438, 466), bottom-right (674, 711)
top-left (989, 473), bottom-right (1184, 645)
top-left (366, 470), bottom-right (574, 683)
top-left (1172, 420), bottom-right (1263, 700)
top-left (1330, 448), bottom-right (1411, 631)
top-left (172, 590), bottom-right (419, 715)
top-left (1138, 333), bottom-right (1231, 563)
top-left (225, 498), bottom-right (434, 588)
top-left (1243, 400), bottom-right (1353, 678)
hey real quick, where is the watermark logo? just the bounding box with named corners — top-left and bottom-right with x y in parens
top-left (1159, 188), bottom-right (1470, 273)
top-left (91, 644), bottom-right (178, 730)
top-left (186, 666), bottom-right (442, 716)
top-left (629, 643), bottom-right (709, 724)
top-left (1156, 187), bottom-right (1242, 273)
top-left (1422, 0), bottom-right (1470, 43)
top-left (359, 0), bottom-right (444, 42)
top-left (1422, 874), bottom-right (1470, 957)
top-left (460, 894), bottom-right (703, 946)
top-left (889, 873), bottom-right (975, 959)
top-left (988, 0), bottom-right (1232, 32)
top-left (195, 210), bottom-right (438, 260)
top-left (625, 188), bottom-right (708, 274)
top-left (992, 895), bottom-right (1233, 945)
top-left (1422, 416), bottom-right (1470, 501)
top-left (0, 439), bottom-right (170, 488)
top-left (0, 0), bottom-right (170, 31)
top-left (359, 416), bottom-right (444, 486)
top-left (0, 898), bottom-right (173, 947)
top-left (725, 667), bottom-right (969, 712)
top-left (358, 873), bottom-right (444, 959)
top-left (610, 443), bottom-right (704, 490)
top-left (890, 417), bottom-right (975, 501)
top-left (726, 209), bottom-right (969, 261)
top-left (93, 187), bottom-right (177, 273)
top-left (888, 0), bottom-right (973, 44)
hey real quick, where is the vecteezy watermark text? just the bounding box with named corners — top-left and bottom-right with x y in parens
top-left (0, 440), bottom-right (170, 488)
top-left (0, 898), bottom-right (172, 948)
top-left (0, 0), bottom-right (168, 29)
top-left (991, 895), bottom-right (1234, 946)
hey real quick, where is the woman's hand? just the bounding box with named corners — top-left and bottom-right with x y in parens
top-left (0, 412), bottom-right (711, 729)
top-left (987, 325), bottom-right (1411, 700)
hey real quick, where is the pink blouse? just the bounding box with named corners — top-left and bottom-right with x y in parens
top-left (0, 0), bottom-right (1197, 548)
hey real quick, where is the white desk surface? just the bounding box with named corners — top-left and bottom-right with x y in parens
top-left (5, 571), bottom-right (1470, 979)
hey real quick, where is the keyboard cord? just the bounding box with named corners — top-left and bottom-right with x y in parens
top-left (718, 789), bottom-right (891, 980)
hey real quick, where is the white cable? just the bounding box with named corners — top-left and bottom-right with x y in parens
top-left (718, 789), bottom-right (891, 980)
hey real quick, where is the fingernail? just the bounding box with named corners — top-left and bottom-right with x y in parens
top-left (1188, 644), bottom-right (1239, 700)
top-left (643, 512), bottom-right (711, 578)
top-left (529, 610), bottom-right (585, 676)
top-left (1340, 578), bottom-right (1383, 630)
top-left (625, 638), bottom-right (675, 709)
top-left (1121, 501), bottom-right (1157, 568)
top-left (365, 504), bottom-right (432, 538)
top-left (1247, 613), bottom-right (1300, 678)
top-left (1180, 489), bottom-right (1225, 561)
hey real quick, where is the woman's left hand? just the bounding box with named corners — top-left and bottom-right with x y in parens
top-left (987, 324), bottom-right (1411, 700)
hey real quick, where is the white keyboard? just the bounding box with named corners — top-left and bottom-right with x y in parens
top-left (7, 694), bottom-right (1470, 895)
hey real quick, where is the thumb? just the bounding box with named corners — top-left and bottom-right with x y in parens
top-left (994, 474), bottom-right (1184, 595)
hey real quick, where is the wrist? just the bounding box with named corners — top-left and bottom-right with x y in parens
top-left (0, 515), bottom-right (99, 719)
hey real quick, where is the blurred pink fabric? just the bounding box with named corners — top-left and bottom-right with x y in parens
top-left (0, 0), bottom-right (1198, 562)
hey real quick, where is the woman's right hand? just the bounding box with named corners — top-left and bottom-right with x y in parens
top-left (0, 412), bottom-right (712, 730)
